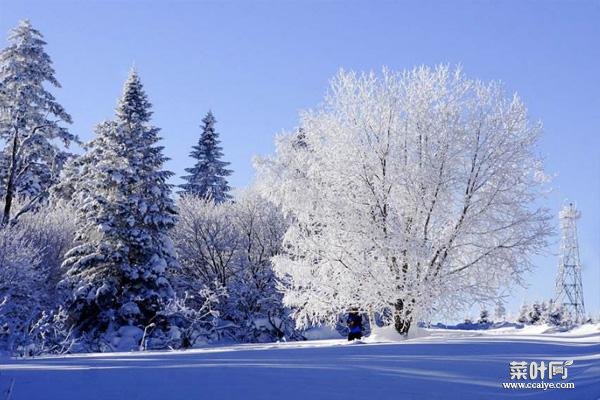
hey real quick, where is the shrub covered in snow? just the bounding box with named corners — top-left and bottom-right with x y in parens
top-left (0, 221), bottom-right (43, 352)
top-left (172, 189), bottom-right (299, 343)
top-left (0, 202), bottom-right (76, 354)
top-left (516, 300), bottom-right (573, 327)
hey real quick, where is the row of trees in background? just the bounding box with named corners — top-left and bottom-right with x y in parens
top-left (515, 300), bottom-right (591, 327)
top-left (0, 20), bottom-right (295, 354)
top-left (462, 299), bottom-right (594, 328)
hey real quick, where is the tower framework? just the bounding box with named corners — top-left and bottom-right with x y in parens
top-left (554, 203), bottom-right (586, 323)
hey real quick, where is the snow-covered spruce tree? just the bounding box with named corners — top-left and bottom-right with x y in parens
top-left (179, 111), bottom-right (232, 202)
top-left (255, 66), bottom-right (552, 335)
top-left (543, 300), bottom-right (564, 327)
top-left (50, 153), bottom-right (84, 203)
top-left (61, 69), bottom-right (178, 349)
top-left (0, 20), bottom-right (76, 225)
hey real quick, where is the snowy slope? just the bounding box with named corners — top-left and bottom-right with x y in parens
top-left (0, 325), bottom-right (598, 400)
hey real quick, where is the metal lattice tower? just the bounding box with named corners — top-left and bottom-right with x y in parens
top-left (554, 203), bottom-right (586, 323)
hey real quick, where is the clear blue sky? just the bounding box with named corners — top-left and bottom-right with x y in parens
top-left (1, 0), bottom-right (598, 318)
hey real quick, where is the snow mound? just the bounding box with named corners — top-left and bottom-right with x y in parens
top-left (302, 325), bottom-right (342, 340)
top-left (365, 325), bottom-right (431, 343)
top-left (569, 322), bottom-right (600, 336)
top-left (110, 326), bottom-right (144, 351)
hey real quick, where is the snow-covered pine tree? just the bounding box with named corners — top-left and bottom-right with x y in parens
top-left (547, 306), bottom-right (563, 327)
top-left (0, 20), bottom-right (76, 225)
top-left (61, 69), bottom-right (178, 348)
top-left (50, 154), bottom-right (83, 203)
top-left (180, 112), bottom-right (232, 202)
top-left (544, 300), bottom-right (564, 327)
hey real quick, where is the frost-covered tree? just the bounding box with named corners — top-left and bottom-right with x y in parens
top-left (228, 190), bottom-right (295, 341)
top-left (172, 196), bottom-right (239, 291)
top-left (180, 112), bottom-right (232, 202)
top-left (0, 20), bottom-right (76, 225)
top-left (172, 189), bottom-right (296, 342)
top-left (155, 285), bottom-right (226, 349)
top-left (0, 221), bottom-right (42, 351)
top-left (256, 66), bottom-right (552, 335)
top-left (18, 202), bottom-right (77, 306)
top-left (50, 153), bottom-right (83, 203)
top-left (517, 303), bottom-right (530, 324)
top-left (61, 69), bottom-right (178, 347)
top-left (0, 201), bottom-right (75, 353)
top-left (494, 301), bottom-right (506, 322)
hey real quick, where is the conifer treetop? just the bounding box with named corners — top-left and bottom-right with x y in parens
top-left (180, 110), bottom-right (232, 202)
top-left (116, 67), bottom-right (153, 124)
top-left (0, 19), bottom-right (73, 131)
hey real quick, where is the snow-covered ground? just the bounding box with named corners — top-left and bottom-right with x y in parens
top-left (0, 325), bottom-right (598, 400)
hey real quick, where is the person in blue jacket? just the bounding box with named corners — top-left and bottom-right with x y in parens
top-left (346, 307), bottom-right (363, 341)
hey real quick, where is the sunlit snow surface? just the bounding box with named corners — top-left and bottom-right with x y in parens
top-left (0, 325), bottom-right (598, 400)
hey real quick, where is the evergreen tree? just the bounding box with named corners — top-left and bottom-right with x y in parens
top-left (478, 309), bottom-right (491, 324)
top-left (546, 300), bottom-right (564, 327)
top-left (528, 301), bottom-right (543, 325)
top-left (180, 112), bottom-right (232, 202)
top-left (61, 69), bottom-right (178, 346)
top-left (50, 154), bottom-right (82, 203)
top-left (0, 20), bottom-right (75, 225)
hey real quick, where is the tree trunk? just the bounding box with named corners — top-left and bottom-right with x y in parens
top-left (2, 132), bottom-right (19, 226)
top-left (393, 299), bottom-right (412, 335)
top-left (368, 307), bottom-right (376, 333)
